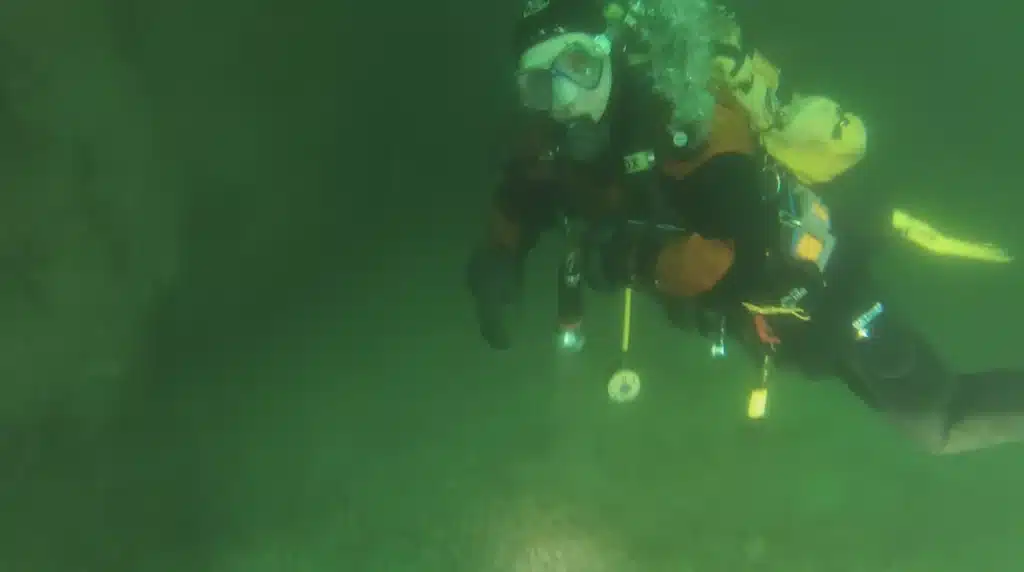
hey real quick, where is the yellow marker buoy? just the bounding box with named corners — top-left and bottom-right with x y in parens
top-left (607, 287), bottom-right (641, 403)
top-left (747, 354), bottom-right (771, 419)
top-left (747, 387), bottom-right (768, 419)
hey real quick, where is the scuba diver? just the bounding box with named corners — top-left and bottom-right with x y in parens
top-left (466, 0), bottom-right (1022, 455)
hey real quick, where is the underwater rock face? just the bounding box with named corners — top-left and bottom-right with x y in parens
top-left (0, 3), bottom-right (180, 425)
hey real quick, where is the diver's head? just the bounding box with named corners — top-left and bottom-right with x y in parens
top-left (513, 0), bottom-right (717, 148)
top-left (517, 32), bottom-right (614, 123)
top-left (514, 0), bottom-right (615, 124)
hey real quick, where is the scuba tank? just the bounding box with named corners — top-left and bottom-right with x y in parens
top-left (556, 215), bottom-right (586, 352)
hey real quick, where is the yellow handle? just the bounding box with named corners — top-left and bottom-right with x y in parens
top-left (620, 287), bottom-right (633, 353)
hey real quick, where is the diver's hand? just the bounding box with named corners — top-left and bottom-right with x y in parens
top-left (475, 298), bottom-right (511, 350)
top-left (466, 245), bottom-right (522, 350)
top-left (583, 220), bottom-right (663, 291)
top-left (582, 220), bottom-right (634, 292)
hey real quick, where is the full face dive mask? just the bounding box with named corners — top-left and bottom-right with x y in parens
top-left (517, 36), bottom-right (609, 113)
top-left (517, 33), bottom-right (615, 161)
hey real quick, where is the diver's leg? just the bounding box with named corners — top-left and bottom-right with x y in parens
top-left (840, 314), bottom-right (1024, 454)
top-left (942, 370), bottom-right (1024, 454)
top-left (839, 314), bottom-right (957, 453)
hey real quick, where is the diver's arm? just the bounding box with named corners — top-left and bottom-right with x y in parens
top-left (483, 155), bottom-right (562, 258)
top-left (467, 126), bottom-right (564, 349)
top-left (478, 112), bottom-right (565, 257)
top-left (650, 153), bottom-right (768, 303)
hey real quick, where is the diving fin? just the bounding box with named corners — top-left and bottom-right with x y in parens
top-left (891, 209), bottom-right (1012, 263)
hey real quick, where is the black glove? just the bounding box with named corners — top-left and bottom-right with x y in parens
top-left (582, 220), bottom-right (661, 292)
top-left (466, 245), bottom-right (523, 350)
top-left (582, 220), bottom-right (631, 292)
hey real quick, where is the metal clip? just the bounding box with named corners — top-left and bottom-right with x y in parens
top-left (710, 316), bottom-right (727, 358)
top-left (623, 150), bottom-right (656, 174)
top-left (852, 302), bottom-right (884, 339)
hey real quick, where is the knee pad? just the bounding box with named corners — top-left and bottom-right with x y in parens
top-left (845, 314), bottom-right (957, 450)
top-left (852, 316), bottom-right (919, 381)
